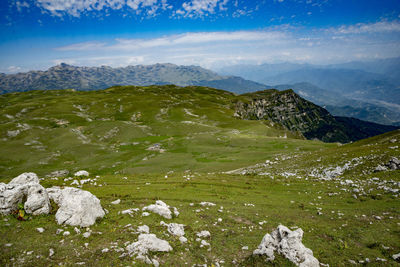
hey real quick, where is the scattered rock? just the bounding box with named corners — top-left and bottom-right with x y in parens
top-left (83, 232), bottom-right (91, 238)
top-left (63, 231), bottom-right (71, 236)
top-left (197, 230), bottom-right (211, 238)
top-left (36, 227), bottom-right (45, 233)
top-left (49, 248), bottom-right (55, 257)
top-left (374, 165), bottom-right (388, 172)
top-left (142, 200), bottom-right (178, 219)
top-left (387, 157), bottom-right (400, 170)
top-left (47, 186), bottom-right (105, 227)
top-left (393, 253), bottom-right (400, 261)
top-left (200, 202), bottom-right (216, 207)
top-left (111, 199), bottom-right (121, 205)
top-left (253, 225), bottom-right (319, 267)
top-left (160, 221), bottom-right (185, 237)
top-left (46, 170), bottom-right (69, 178)
top-left (126, 233), bottom-right (172, 265)
top-left (74, 170), bottom-right (89, 177)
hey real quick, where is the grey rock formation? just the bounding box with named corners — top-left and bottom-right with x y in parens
top-left (387, 157), bottom-right (400, 170)
top-left (0, 172), bottom-right (50, 215)
top-left (47, 186), bottom-right (105, 227)
top-left (253, 225), bottom-right (319, 267)
top-left (126, 233), bottom-right (172, 265)
top-left (24, 184), bottom-right (51, 215)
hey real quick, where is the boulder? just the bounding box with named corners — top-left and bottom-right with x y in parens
top-left (24, 184), bottom-right (51, 215)
top-left (0, 172), bottom-right (50, 215)
top-left (47, 187), bottom-right (105, 227)
top-left (253, 225), bottom-right (319, 267)
top-left (0, 183), bottom-right (26, 214)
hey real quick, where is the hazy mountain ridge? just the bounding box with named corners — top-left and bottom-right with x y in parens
top-left (0, 63), bottom-right (269, 94)
top-left (218, 59), bottom-right (400, 125)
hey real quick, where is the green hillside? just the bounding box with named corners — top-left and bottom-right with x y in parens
top-left (0, 85), bottom-right (399, 266)
top-left (0, 85), bottom-right (326, 179)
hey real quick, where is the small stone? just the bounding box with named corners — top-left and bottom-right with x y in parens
top-left (36, 227), bottom-right (45, 233)
top-left (49, 248), bottom-right (55, 257)
top-left (83, 232), bottom-right (91, 238)
top-left (111, 199), bottom-right (121, 205)
top-left (63, 231), bottom-right (70, 236)
top-left (102, 248), bottom-right (109, 253)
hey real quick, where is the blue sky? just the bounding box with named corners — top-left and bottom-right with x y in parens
top-left (1, 0), bottom-right (400, 73)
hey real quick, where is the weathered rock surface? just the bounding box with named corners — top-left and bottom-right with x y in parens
top-left (9, 172), bottom-right (39, 185)
top-left (0, 172), bottom-right (50, 215)
top-left (24, 184), bottom-right (51, 215)
top-left (253, 225), bottom-right (319, 267)
top-left (160, 221), bottom-right (185, 237)
top-left (387, 157), bottom-right (400, 170)
top-left (126, 233), bottom-right (172, 265)
top-left (142, 200), bottom-right (179, 219)
top-left (47, 186), bottom-right (105, 227)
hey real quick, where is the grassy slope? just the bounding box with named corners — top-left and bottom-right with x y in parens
top-left (0, 86), bottom-right (399, 266)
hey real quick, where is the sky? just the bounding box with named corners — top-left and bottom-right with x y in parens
top-left (1, 0), bottom-right (400, 73)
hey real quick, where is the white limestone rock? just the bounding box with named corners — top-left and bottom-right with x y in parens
top-left (111, 199), bottom-right (121, 205)
top-left (0, 172), bottom-right (50, 215)
top-left (253, 225), bottom-right (319, 267)
top-left (138, 225), bottom-right (150, 234)
top-left (160, 221), bottom-right (185, 237)
top-left (9, 172), bottom-right (39, 185)
top-left (126, 233), bottom-right (172, 265)
top-left (74, 170), bottom-right (89, 177)
top-left (24, 184), bottom-right (51, 215)
top-left (47, 186), bottom-right (105, 227)
top-left (142, 200), bottom-right (178, 219)
top-left (197, 230), bottom-right (211, 238)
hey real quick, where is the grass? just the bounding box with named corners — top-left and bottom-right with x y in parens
top-left (0, 86), bottom-right (399, 266)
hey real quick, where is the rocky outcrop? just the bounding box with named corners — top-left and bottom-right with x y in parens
top-left (0, 172), bottom-right (105, 226)
top-left (253, 225), bottom-right (319, 267)
top-left (47, 186), bottom-right (105, 227)
top-left (0, 172), bottom-right (50, 215)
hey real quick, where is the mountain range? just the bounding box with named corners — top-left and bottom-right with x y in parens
top-left (0, 63), bottom-right (268, 95)
top-left (1, 61), bottom-right (400, 127)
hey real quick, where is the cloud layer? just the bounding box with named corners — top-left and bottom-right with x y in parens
top-left (52, 20), bottom-right (400, 69)
top-left (31, 0), bottom-right (233, 17)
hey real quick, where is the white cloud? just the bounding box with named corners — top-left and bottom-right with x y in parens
top-left (333, 20), bottom-right (400, 34)
top-left (35, 0), bottom-right (167, 17)
top-left (7, 66), bottom-right (22, 73)
top-left (175, 0), bottom-right (229, 18)
top-left (51, 20), bottom-right (400, 69)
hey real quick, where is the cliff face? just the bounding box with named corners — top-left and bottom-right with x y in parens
top-left (234, 89), bottom-right (398, 143)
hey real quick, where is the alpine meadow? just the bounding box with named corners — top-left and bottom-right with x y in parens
top-left (0, 0), bottom-right (399, 266)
